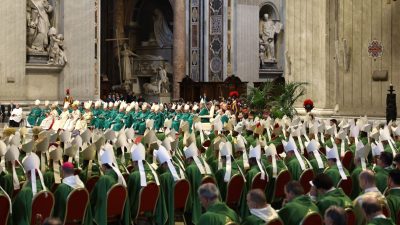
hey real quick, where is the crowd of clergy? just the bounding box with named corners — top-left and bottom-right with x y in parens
top-left (1, 98), bottom-right (400, 225)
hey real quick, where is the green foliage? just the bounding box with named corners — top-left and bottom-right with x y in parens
top-left (246, 81), bottom-right (307, 119)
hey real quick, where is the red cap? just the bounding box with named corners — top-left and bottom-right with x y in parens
top-left (62, 162), bottom-right (74, 170)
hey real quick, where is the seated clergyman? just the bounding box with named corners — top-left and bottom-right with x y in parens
top-left (242, 189), bottom-right (278, 225)
top-left (197, 183), bottom-right (240, 225)
top-left (361, 197), bottom-right (395, 225)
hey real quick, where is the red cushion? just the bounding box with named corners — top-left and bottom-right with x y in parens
top-left (107, 185), bottom-right (127, 221)
top-left (251, 172), bottom-right (268, 191)
top-left (64, 188), bottom-right (89, 225)
top-left (226, 175), bottom-right (245, 208)
top-left (136, 182), bottom-right (159, 218)
top-left (174, 179), bottom-right (190, 211)
top-left (31, 191), bottom-right (55, 225)
top-left (0, 195), bottom-right (10, 225)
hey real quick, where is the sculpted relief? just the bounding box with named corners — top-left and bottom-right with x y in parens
top-left (27, 0), bottom-right (67, 66)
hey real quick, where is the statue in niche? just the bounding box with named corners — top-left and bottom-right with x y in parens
top-left (157, 65), bottom-right (169, 93)
top-left (48, 27), bottom-right (67, 65)
top-left (153, 8), bottom-right (173, 48)
top-left (259, 13), bottom-right (283, 64)
top-left (27, 0), bottom-right (53, 52)
top-left (121, 43), bottom-right (139, 81)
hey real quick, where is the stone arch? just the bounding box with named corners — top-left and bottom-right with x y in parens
top-left (259, 1), bottom-right (280, 21)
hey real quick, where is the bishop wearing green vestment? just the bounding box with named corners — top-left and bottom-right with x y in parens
top-left (197, 183), bottom-right (240, 225)
top-left (53, 162), bottom-right (92, 225)
top-left (310, 173), bottom-right (352, 215)
top-left (278, 181), bottom-right (319, 225)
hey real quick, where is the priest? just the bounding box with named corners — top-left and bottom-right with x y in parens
top-left (242, 189), bottom-right (278, 225)
top-left (52, 162), bottom-right (92, 224)
top-left (197, 183), bottom-right (240, 225)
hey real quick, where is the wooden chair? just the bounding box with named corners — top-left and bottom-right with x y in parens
top-left (31, 191), bottom-right (55, 225)
top-left (266, 218), bottom-right (284, 225)
top-left (341, 151), bottom-right (353, 170)
top-left (63, 188), bottom-right (89, 225)
top-left (0, 194), bottom-right (11, 225)
top-left (135, 182), bottom-right (160, 223)
top-left (299, 169), bottom-right (314, 193)
top-left (345, 208), bottom-right (356, 225)
top-left (337, 177), bottom-right (352, 197)
top-left (270, 170), bottom-right (291, 203)
top-left (300, 212), bottom-right (323, 225)
top-left (126, 165), bottom-right (134, 173)
top-left (276, 144), bottom-right (284, 154)
top-left (106, 184), bottom-right (128, 224)
top-left (201, 175), bottom-right (216, 185)
top-left (225, 174), bottom-right (245, 209)
top-left (383, 204), bottom-right (391, 218)
top-left (174, 179), bottom-right (190, 223)
top-left (85, 176), bottom-right (99, 193)
top-left (251, 172), bottom-right (268, 191)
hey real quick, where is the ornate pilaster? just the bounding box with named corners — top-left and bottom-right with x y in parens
top-left (208, 0), bottom-right (224, 81)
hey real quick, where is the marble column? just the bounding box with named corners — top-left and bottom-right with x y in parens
top-left (172, 0), bottom-right (186, 99)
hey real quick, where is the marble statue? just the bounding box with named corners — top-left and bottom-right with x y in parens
top-left (142, 65), bottom-right (169, 95)
top-left (153, 8), bottom-right (173, 48)
top-left (143, 82), bottom-right (160, 95)
top-left (157, 66), bottom-right (169, 93)
top-left (121, 43), bottom-right (139, 81)
top-left (259, 14), bottom-right (283, 63)
top-left (48, 27), bottom-right (67, 65)
top-left (27, 0), bottom-right (53, 52)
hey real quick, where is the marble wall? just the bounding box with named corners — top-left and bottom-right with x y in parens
top-left (286, 0), bottom-right (400, 117)
top-left (0, 0), bottom-right (99, 101)
top-left (0, 0), bottom-right (26, 100)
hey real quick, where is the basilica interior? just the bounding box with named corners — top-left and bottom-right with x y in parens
top-left (1, 1), bottom-right (400, 225)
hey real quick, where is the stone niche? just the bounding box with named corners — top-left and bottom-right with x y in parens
top-left (124, 0), bottom-right (173, 101)
top-left (258, 1), bottom-right (284, 80)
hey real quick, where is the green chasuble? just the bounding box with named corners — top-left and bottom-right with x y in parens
top-left (316, 188), bottom-right (352, 215)
top-left (239, 165), bottom-right (263, 218)
top-left (278, 195), bottom-right (319, 225)
top-left (215, 166), bottom-right (239, 201)
top-left (27, 107), bottom-right (42, 126)
top-left (90, 170), bottom-right (130, 225)
top-left (0, 171), bottom-right (14, 198)
top-left (262, 157), bottom-right (287, 202)
top-left (366, 217), bottom-right (395, 225)
top-left (43, 168), bottom-right (56, 190)
top-left (374, 166), bottom-right (391, 193)
top-left (197, 202), bottom-right (240, 225)
top-left (324, 164), bottom-right (350, 187)
top-left (12, 181), bottom-right (44, 225)
top-left (285, 155), bottom-right (310, 180)
top-left (53, 183), bottom-right (92, 225)
top-left (241, 214), bottom-right (265, 225)
top-left (184, 161), bottom-right (203, 224)
top-left (79, 162), bottom-right (101, 183)
top-left (112, 112), bottom-right (126, 131)
top-left (386, 188), bottom-right (400, 223)
top-left (199, 108), bottom-right (210, 123)
top-left (157, 166), bottom-right (179, 225)
top-left (308, 155), bottom-right (327, 175)
top-left (127, 164), bottom-right (166, 225)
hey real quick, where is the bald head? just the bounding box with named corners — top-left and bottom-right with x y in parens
top-left (247, 189), bottom-right (267, 209)
top-left (359, 170), bottom-right (376, 190)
